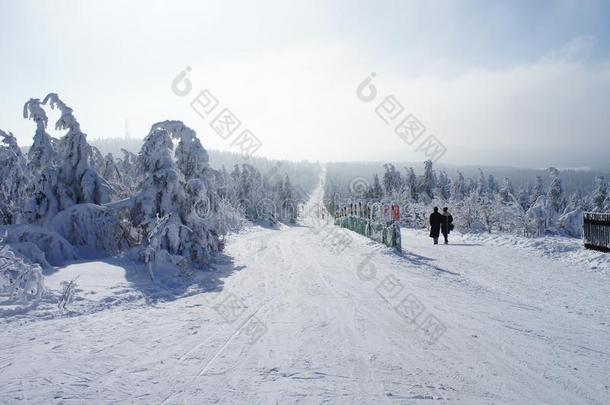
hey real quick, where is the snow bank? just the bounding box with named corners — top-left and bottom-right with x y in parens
top-left (0, 224), bottom-right (78, 266)
top-left (462, 231), bottom-right (610, 271)
top-left (0, 243), bottom-right (44, 304)
top-left (558, 208), bottom-right (583, 237)
top-left (49, 203), bottom-right (131, 258)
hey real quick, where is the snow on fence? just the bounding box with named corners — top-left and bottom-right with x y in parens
top-left (335, 216), bottom-right (401, 251)
top-left (583, 212), bottom-right (610, 253)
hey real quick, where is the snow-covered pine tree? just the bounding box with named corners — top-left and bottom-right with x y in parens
top-left (382, 163), bottom-right (402, 197)
top-left (215, 165), bottom-right (230, 200)
top-left (419, 160), bottom-right (436, 201)
top-left (479, 196), bottom-right (499, 233)
top-left (453, 192), bottom-right (485, 233)
top-left (511, 196), bottom-right (530, 236)
top-left (102, 154), bottom-right (120, 182)
top-left (259, 171), bottom-right (281, 222)
top-left (90, 145), bottom-right (106, 173)
top-left (100, 153), bottom-right (126, 194)
top-left (526, 195), bottom-right (552, 236)
top-left (591, 176), bottom-right (608, 213)
top-left (498, 177), bottom-right (515, 204)
top-left (450, 171), bottom-right (466, 202)
top-left (493, 179), bottom-right (526, 234)
top-left (476, 168), bottom-right (487, 197)
top-left (117, 148), bottom-right (138, 192)
top-left (436, 170), bottom-right (451, 201)
top-left (467, 177), bottom-right (477, 196)
top-left (558, 187), bottom-right (586, 236)
top-left (382, 164), bottom-right (391, 195)
top-left (530, 175), bottom-right (545, 207)
top-left (227, 164), bottom-right (241, 206)
top-left (405, 167), bottom-right (418, 202)
top-left (23, 94), bottom-right (112, 225)
top-left (44, 93), bottom-right (113, 205)
top-left (133, 120), bottom-right (220, 269)
top-left (280, 174), bottom-right (298, 223)
top-left (516, 187), bottom-right (530, 211)
top-left (565, 189), bottom-right (585, 213)
top-left (487, 174), bottom-right (498, 198)
top-left (167, 120), bottom-right (209, 179)
top-left (234, 163), bottom-right (265, 220)
top-left (547, 167), bottom-right (563, 214)
top-left (23, 98), bottom-right (56, 174)
top-left (0, 130), bottom-right (28, 224)
top-left (369, 173), bottom-right (383, 199)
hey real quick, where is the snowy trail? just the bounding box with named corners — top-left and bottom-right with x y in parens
top-left (1, 179), bottom-right (609, 403)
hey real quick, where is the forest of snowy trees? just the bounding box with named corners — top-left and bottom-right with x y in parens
top-left (324, 160), bottom-right (610, 238)
top-left (0, 94), bottom-right (318, 302)
top-left (1, 94), bottom-right (607, 304)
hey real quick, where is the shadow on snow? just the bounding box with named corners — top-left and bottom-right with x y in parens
top-left (109, 252), bottom-right (247, 304)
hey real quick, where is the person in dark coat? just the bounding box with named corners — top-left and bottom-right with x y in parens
top-left (429, 207), bottom-right (443, 244)
top-left (441, 207), bottom-right (453, 244)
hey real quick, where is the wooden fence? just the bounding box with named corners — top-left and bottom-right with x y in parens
top-left (583, 212), bottom-right (610, 252)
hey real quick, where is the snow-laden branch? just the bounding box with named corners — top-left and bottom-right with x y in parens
top-left (23, 98), bottom-right (48, 130)
top-left (43, 92), bottom-right (81, 132)
top-left (0, 130), bottom-right (21, 157)
top-left (148, 120), bottom-right (209, 178)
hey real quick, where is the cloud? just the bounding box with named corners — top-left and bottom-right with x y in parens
top-left (545, 35), bottom-right (596, 62)
top-left (347, 37), bottom-right (610, 168)
top-left (2, 0), bottom-right (608, 169)
top-left (80, 37), bottom-right (610, 169)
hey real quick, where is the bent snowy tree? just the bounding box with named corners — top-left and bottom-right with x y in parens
top-left (0, 93), bottom-right (305, 289)
top-left (132, 120), bottom-right (221, 269)
top-left (23, 94), bottom-right (112, 225)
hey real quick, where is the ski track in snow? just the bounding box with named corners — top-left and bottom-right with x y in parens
top-left (1, 178), bottom-right (609, 404)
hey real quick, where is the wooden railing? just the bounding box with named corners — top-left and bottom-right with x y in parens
top-left (583, 212), bottom-right (610, 253)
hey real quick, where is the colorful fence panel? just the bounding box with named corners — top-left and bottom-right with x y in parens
top-left (335, 216), bottom-right (402, 251)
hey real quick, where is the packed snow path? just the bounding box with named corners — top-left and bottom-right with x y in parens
top-left (1, 182), bottom-right (609, 403)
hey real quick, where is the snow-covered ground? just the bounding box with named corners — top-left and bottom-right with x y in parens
top-left (1, 181), bottom-right (609, 404)
top-left (461, 231), bottom-right (610, 271)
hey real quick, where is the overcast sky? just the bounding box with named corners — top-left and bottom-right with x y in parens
top-left (1, 0), bottom-right (609, 169)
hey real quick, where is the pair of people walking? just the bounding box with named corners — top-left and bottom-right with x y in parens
top-left (429, 207), bottom-right (453, 245)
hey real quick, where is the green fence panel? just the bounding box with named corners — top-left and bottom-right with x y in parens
top-left (334, 216), bottom-right (401, 251)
